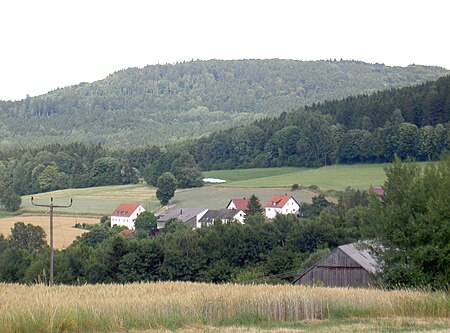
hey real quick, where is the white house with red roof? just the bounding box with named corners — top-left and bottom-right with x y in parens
top-left (264, 195), bottom-right (300, 219)
top-left (226, 198), bottom-right (250, 211)
top-left (111, 203), bottom-right (145, 229)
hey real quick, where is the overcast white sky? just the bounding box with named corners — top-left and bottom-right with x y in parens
top-left (1, 0), bottom-right (449, 101)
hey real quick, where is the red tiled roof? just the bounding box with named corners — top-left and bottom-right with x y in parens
top-left (111, 203), bottom-right (141, 217)
top-left (227, 198), bottom-right (249, 211)
top-left (120, 229), bottom-right (135, 236)
top-left (371, 187), bottom-right (385, 197)
top-left (265, 195), bottom-right (291, 208)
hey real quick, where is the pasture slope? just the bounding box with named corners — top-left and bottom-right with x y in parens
top-left (0, 282), bottom-right (448, 333)
top-left (17, 163), bottom-right (393, 216)
top-left (203, 164), bottom-right (390, 190)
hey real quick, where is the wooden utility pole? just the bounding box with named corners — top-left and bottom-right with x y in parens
top-left (31, 197), bottom-right (72, 286)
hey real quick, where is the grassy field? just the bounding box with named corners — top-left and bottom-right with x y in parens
top-left (173, 187), bottom-right (317, 210)
top-left (20, 183), bottom-right (159, 216)
top-left (0, 282), bottom-right (448, 333)
top-left (204, 164), bottom-right (389, 190)
top-left (0, 215), bottom-right (99, 249)
top-left (17, 163), bottom-right (433, 216)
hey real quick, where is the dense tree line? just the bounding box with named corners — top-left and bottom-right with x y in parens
top-left (308, 73), bottom-right (450, 129)
top-left (0, 144), bottom-right (142, 209)
top-left (189, 108), bottom-right (450, 169)
top-left (0, 60), bottom-right (446, 148)
top-left (0, 142), bottom-right (204, 211)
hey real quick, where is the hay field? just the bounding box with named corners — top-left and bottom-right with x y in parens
top-left (20, 183), bottom-right (159, 216)
top-left (0, 215), bottom-right (98, 249)
top-left (0, 282), bottom-right (448, 333)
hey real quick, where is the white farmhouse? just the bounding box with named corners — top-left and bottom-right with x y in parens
top-left (111, 203), bottom-right (145, 230)
top-left (264, 195), bottom-right (300, 219)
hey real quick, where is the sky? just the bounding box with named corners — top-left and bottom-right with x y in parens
top-left (1, 0), bottom-right (449, 101)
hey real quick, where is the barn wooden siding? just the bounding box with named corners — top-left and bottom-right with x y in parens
top-left (293, 248), bottom-right (371, 287)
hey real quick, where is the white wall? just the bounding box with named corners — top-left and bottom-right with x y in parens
top-left (111, 205), bottom-right (145, 230)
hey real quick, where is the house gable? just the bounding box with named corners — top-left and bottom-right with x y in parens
top-left (226, 198), bottom-right (249, 211)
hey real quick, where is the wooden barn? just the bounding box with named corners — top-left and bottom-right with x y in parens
top-left (292, 243), bottom-right (379, 287)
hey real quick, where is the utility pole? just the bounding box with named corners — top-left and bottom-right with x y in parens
top-left (31, 197), bottom-right (72, 286)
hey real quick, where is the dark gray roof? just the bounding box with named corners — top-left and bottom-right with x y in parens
top-left (338, 243), bottom-right (379, 273)
top-left (156, 208), bottom-right (207, 223)
top-left (199, 209), bottom-right (240, 222)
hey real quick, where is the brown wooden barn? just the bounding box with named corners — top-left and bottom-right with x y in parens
top-left (292, 243), bottom-right (379, 287)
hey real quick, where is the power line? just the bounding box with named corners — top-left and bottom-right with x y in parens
top-left (31, 197), bottom-right (72, 286)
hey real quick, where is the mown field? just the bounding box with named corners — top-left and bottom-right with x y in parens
top-left (203, 164), bottom-right (389, 190)
top-left (0, 215), bottom-right (99, 249)
top-left (20, 184), bottom-right (160, 216)
top-left (0, 282), bottom-right (448, 333)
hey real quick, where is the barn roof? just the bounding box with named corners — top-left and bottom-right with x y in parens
top-left (292, 242), bottom-right (379, 284)
top-left (338, 243), bottom-right (378, 273)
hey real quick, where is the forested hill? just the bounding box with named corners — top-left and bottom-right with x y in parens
top-left (307, 72), bottom-right (450, 129)
top-left (0, 59), bottom-right (447, 147)
top-left (189, 74), bottom-right (450, 170)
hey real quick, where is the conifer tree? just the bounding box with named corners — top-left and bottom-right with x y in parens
top-left (245, 194), bottom-right (264, 216)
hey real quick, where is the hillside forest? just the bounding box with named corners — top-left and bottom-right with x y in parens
top-left (0, 59), bottom-right (447, 148)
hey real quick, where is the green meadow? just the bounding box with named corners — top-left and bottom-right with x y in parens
top-left (204, 164), bottom-right (389, 190)
top-left (19, 163), bottom-right (432, 216)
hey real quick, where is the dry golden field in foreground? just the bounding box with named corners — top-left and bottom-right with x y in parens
top-left (0, 215), bottom-right (98, 248)
top-left (0, 282), bottom-right (448, 333)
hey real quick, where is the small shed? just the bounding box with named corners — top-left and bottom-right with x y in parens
top-left (292, 243), bottom-right (379, 287)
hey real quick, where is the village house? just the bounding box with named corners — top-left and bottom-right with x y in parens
top-left (199, 208), bottom-right (245, 226)
top-left (111, 203), bottom-right (145, 230)
top-left (292, 243), bottom-right (379, 287)
top-left (156, 208), bottom-right (208, 229)
top-left (226, 198), bottom-right (250, 211)
top-left (264, 195), bottom-right (300, 219)
top-left (370, 186), bottom-right (385, 199)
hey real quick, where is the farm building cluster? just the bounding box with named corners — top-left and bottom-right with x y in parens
top-left (110, 194), bottom-right (300, 230)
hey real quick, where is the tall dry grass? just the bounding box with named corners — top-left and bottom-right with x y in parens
top-left (0, 282), bottom-right (448, 332)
